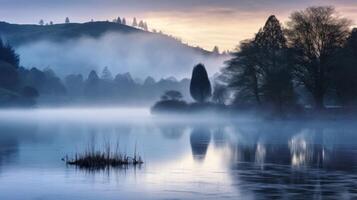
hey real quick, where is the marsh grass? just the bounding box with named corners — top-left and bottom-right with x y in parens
top-left (64, 139), bottom-right (143, 169)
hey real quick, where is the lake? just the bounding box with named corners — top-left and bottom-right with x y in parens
top-left (0, 108), bottom-right (356, 200)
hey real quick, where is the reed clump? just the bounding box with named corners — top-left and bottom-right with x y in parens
top-left (64, 140), bottom-right (143, 169)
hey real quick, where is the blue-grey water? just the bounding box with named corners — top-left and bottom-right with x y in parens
top-left (0, 108), bottom-right (356, 200)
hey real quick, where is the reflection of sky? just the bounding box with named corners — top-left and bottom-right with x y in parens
top-left (0, 109), bottom-right (357, 199)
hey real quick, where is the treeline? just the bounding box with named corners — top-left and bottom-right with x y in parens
top-left (0, 44), bottom-right (191, 107)
top-left (222, 6), bottom-right (357, 111)
top-left (38, 16), bottom-right (149, 32)
top-left (63, 68), bottom-right (190, 105)
top-left (153, 6), bottom-right (357, 114)
top-left (0, 39), bottom-right (39, 106)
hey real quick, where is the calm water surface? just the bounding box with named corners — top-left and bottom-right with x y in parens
top-left (0, 108), bottom-right (356, 200)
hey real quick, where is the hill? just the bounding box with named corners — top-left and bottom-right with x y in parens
top-left (0, 21), bottom-right (212, 55)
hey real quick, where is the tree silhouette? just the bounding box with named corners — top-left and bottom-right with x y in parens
top-left (101, 67), bottom-right (113, 80)
top-left (39, 19), bottom-right (44, 26)
top-left (143, 22), bottom-right (148, 31)
top-left (223, 40), bottom-right (262, 105)
top-left (161, 90), bottom-right (183, 101)
top-left (132, 17), bottom-right (137, 27)
top-left (286, 6), bottom-right (351, 110)
top-left (255, 15), bottom-right (295, 111)
top-left (0, 61), bottom-right (19, 90)
top-left (190, 63), bottom-right (212, 103)
top-left (212, 83), bottom-right (227, 104)
top-left (65, 17), bottom-right (70, 24)
top-left (333, 28), bottom-right (357, 106)
top-left (0, 39), bottom-right (19, 67)
top-left (212, 46), bottom-right (220, 55)
top-left (117, 17), bottom-right (122, 24)
top-left (122, 18), bottom-right (126, 25)
top-left (138, 20), bottom-right (144, 29)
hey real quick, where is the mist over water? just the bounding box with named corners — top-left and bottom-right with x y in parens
top-left (0, 108), bottom-right (356, 199)
top-left (17, 32), bottom-right (228, 79)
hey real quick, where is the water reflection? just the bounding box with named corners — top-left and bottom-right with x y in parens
top-left (190, 128), bottom-right (211, 162)
top-left (0, 113), bottom-right (356, 199)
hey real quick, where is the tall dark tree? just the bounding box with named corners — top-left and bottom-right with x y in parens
top-left (0, 40), bottom-right (19, 90)
top-left (286, 6), bottom-right (351, 109)
top-left (190, 63), bottom-right (212, 103)
top-left (0, 39), bottom-right (19, 67)
top-left (223, 40), bottom-right (262, 105)
top-left (255, 15), bottom-right (295, 111)
top-left (333, 28), bottom-right (357, 106)
top-left (122, 18), bottom-right (126, 25)
top-left (65, 17), bottom-right (70, 24)
top-left (223, 15), bottom-right (294, 111)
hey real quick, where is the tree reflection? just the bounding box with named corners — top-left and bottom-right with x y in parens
top-left (190, 127), bottom-right (211, 162)
top-left (227, 122), bottom-right (357, 199)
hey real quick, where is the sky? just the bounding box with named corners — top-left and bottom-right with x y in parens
top-left (0, 0), bottom-right (356, 51)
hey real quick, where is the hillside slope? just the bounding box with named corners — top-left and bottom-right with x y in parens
top-left (0, 21), bottom-right (211, 55)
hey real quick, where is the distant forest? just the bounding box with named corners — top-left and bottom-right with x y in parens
top-left (1, 6), bottom-right (357, 112)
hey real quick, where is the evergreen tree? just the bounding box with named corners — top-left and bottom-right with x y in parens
top-left (255, 15), bottom-right (295, 111)
top-left (122, 18), bottom-right (126, 25)
top-left (138, 20), bottom-right (144, 29)
top-left (143, 22), bottom-right (148, 31)
top-left (65, 17), bottom-right (70, 24)
top-left (132, 17), bottom-right (138, 27)
top-left (39, 19), bottom-right (44, 26)
top-left (117, 17), bottom-right (122, 24)
top-left (101, 66), bottom-right (113, 80)
top-left (223, 40), bottom-right (262, 105)
top-left (212, 46), bottom-right (220, 55)
top-left (87, 70), bottom-right (99, 83)
top-left (223, 15), bottom-right (295, 112)
top-left (190, 63), bottom-right (212, 103)
top-left (0, 39), bottom-right (19, 67)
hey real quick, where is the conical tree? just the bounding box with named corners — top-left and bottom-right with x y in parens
top-left (117, 17), bottom-right (122, 24)
top-left (190, 63), bottom-right (212, 103)
top-left (132, 17), bottom-right (137, 26)
top-left (101, 66), bottom-right (113, 80)
top-left (0, 39), bottom-right (19, 67)
top-left (255, 15), bottom-right (295, 111)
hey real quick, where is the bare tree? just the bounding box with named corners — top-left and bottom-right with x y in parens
top-left (286, 6), bottom-right (351, 109)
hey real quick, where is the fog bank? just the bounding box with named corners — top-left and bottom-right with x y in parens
top-left (17, 32), bottom-right (228, 79)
